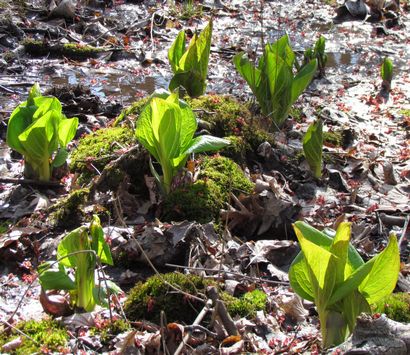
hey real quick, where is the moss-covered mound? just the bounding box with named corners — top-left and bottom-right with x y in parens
top-left (188, 95), bottom-right (274, 161)
top-left (48, 188), bottom-right (89, 228)
top-left (124, 273), bottom-right (267, 324)
top-left (162, 156), bottom-right (254, 223)
top-left (0, 319), bottom-right (69, 354)
top-left (70, 126), bottom-right (136, 184)
top-left (374, 292), bottom-right (410, 323)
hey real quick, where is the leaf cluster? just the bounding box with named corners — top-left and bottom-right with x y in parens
top-left (39, 215), bottom-right (120, 312)
top-left (168, 20), bottom-right (212, 98)
top-left (135, 89), bottom-right (229, 194)
top-left (6, 83), bottom-right (78, 181)
top-left (289, 222), bottom-right (400, 347)
top-left (234, 35), bottom-right (317, 128)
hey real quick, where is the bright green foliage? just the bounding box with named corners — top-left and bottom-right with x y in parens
top-left (39, 215), bottom-right (120, 312)
top-left (6, 83), bottom-right (78, 181)
top-left (168, 20), bottom-right (212, 97)
top-left (234, 35), bottom-right (317, 128)
top-left (381, 57), bottom-right (393, 90)
top-left (302, 35), bottom-right (328, 77)
top-left (135, 90), bottom-right (229, 194)
top-left (374, 292), bottom-right (410, 323)
top-left (303, 119), bottom-right (323, 178)
top-left (0, 319), bottom-right (69, 354)
top-left (289, 222), bottom-right (400, 347)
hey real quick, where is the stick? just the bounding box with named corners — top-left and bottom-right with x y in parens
top-left (174, 299), bottom-right (213, 355)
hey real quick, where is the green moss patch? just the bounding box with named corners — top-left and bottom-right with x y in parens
top-left (23, 39), bottom-right (103, 60)
top-left (162, 156), bottom-right (254, 223)
top-left (188, 95), bottom-right (274, 162)
top-left (323, 130), bottom-right (343, 147)
top-left (70, 126), bottom-right (135, 184)
top-left (124, 273), bottom-right (267, 324)
top-left (374, 292), bottom-right (410, 322)
top-left (48, 188), bottom-right (89, 228)
top-left (0, 319), bottom-right (69, 354)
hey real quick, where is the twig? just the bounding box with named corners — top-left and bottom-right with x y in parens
top-left (174, 299), bottom-right (213, 355)
top-left (398, 215), bottom-right (410, 253)
top-left (207, 286), bottom-right (238, 336)
top-left (0, 177), bottom-right (64, 188)
top-left (165, 263), bottom-right (289, 285)
top-left (0, 319), bottom-right (40, 345)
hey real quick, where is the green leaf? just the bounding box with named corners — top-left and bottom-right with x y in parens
top-left (58, 116), bottom-right (78, 147)
top-left (340, 290), bottom-right (370, 332)
top-left (57, 226), bottom-right (90, 267)
top-left (168, 20), bottom-right (212, 97)
top-left (330, 222), bottom-right (351, 285)
top-left (303, 119), bottom-right (323, 178)
top-left (52, 148), bottom-right (68, 168)
top-left (39, 268), bottom-right (76, 291)
top-left (291, 59), bottom-right (317, 103)
top-left (381, 57), bottom-right (393, 83)
top-left (27, 83), bottom-right (42, 106)
top-left (168, 30), bottom-right (186, 72)
top-left (289, 222), bottom-right (364, 302)
top-left (183, 135), bottom-right (230, 155)
top-left (90, 215), bottom-right (113, 266)
top-left (358, 234), bottom-right (400, 304)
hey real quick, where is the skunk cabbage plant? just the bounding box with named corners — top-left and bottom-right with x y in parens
top-left (168, 20), bottom-right (212, 98)
top-left (303, 119), bottom-right (323, 178)
top-left (302, 35), bottom-right (327, 77)
top-left (289, 222), bottom-right (399, 348)
top-left (39, 215), bottom-right (119, 312)
top-left (6, 83), bottom-right (78, 181)
top-left (234, 35), bottom-right (317, 128)
top-left (381, 57), bottom-right (393, 91)
top-left (135, 90), bottom-right (229, 194)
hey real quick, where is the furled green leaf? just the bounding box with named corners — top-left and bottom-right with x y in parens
top-left (381, 57), bottom-right (393, 83)
top-left (168, 30), bottom-right (186, 72)
top-left (330, 222), bottom-right (351, 285)
top-left (90, 215), bottom-right (113, 266)
top-left (303, 119), bottom-right (323, 178)
top-left (340, 290), bottom-right (370, 332)
top-left (57, 226), bottom-right (90, 268)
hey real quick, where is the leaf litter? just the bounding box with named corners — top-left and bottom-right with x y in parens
top-left (0, 0), bottom-right (409, 353)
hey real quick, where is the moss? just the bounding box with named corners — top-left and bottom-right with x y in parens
top-left (0, 220), bottom-right (10, 234)
top-left (61, 43), bottom-right (102, 60)
top-left (188, 95), bottom-right (274, 162)
top-left (124, 273), bottom-right (267, 324)
top-left (70, 126), bottom-right (135, 184)
top-left (23, 39), bottom-right (102, 59)
top-left (289, 106), bottom-right (304, 123)
top-left (124, 272), bottom-right (210, 324)
top-left (0, 318), bottom-right (69, 354)
top-left (90, 318), bottom-right (130, 344)
top-left (323, 130), bottom-right (343, 147)
top-left (113, 97), bottom-right (150, 126)
top-left (399, 109), bottom-right (410, 117)
top-left (374, 292), bottom-right (410, 323)
top-left (49, 188), bottom-right (89, 228)
top-left (224, 289), bottom-right (267, 318)
top-left (162, 156), bottom-right (254, 223)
